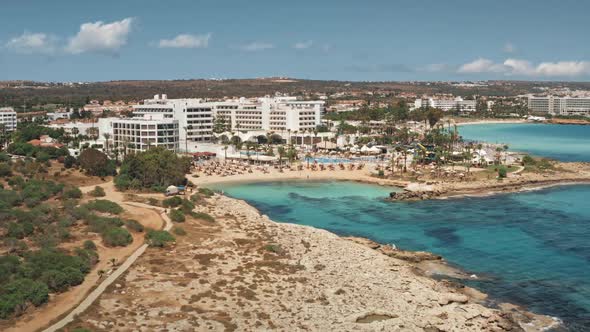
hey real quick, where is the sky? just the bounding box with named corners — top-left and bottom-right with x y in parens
top-left (1, 0), bottom-right (590, 82)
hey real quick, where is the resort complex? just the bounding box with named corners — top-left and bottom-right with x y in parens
top-left (2, 1), bottom-right (590, 331)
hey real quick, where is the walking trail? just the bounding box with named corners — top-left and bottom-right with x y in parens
top-left (41, 192), bottom-right (173, 332)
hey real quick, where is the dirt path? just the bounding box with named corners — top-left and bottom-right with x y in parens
top-left (42, 209), bottom-right (172, 332)
top-left (4, 182), bottom-right (171, 332)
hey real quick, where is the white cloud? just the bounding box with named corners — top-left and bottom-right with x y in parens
top-left (458, 57), bottom-right (590, 77)
top-left (239, 42), bottom-right (274, 51)
top-left (293, 40), bottom-right (313, 49)
top-left (535, 61), bottom-right (590, 77)
top-left (503, 42), bottom-right (516, 53)
top-left (458, 58), bottom-right (506, 73)
top-left (158, 33), bottom-right (211, 48)
top-left (5, 32), bottom-right (57, 54)
top-left (66, 18), bottom-right (134, 54)
top-left (421, 63), bottom-right (451, 72)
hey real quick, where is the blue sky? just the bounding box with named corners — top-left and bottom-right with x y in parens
top-left (1, 0), bottom-right (589, 82)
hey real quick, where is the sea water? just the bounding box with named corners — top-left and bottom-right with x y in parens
top-left (458, 123), bottom-right (590, 162)
top-left (213, 181), bottom-right (590, 331)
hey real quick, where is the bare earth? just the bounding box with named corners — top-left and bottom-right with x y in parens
top-left (64, 194), bottom-right (558, 332)
top-left (2, 182), bottom-right (166, 332)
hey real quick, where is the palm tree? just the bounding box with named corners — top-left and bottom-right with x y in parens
top-left (277, 146), bottom-right (286, 168)
top-left (304, 152), bottom-right (312, 169)
top-left (103, 133), bottom-right (111, 154)
top-left (97, 269), bottom-right (106, 278)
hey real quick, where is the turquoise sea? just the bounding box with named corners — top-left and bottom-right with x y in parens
top-left (215, 181), bottom-right (590, 331)
top-left (458, 123), bottom-right (590, 161)
top-left (212, 124), bottom-right (590, 330)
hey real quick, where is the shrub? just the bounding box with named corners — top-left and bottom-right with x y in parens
top-left (169, 209), bottom-right (185, 223)
top-left (83, 240), bottom-right (97, 251)
top-left (0, 278), bottom-right (49, 318)
top-left (522, 155), bottom-right (535, 165)
top-left (64, 155), bottom-right (77, 169)
top-left (125, 219), bottom-right (144, 232)
top-left (114, 173), bottom-right (132, 190)
top-left (89, 186), bottom-right (106, 197)
top-left (191, 212), bottom-right (215, 223)
top-left (498, 166), bottom-right (507, 178)
top-left (0, 162), bottom-right (12, 177)
top-left (173, 226), bottom-right (187, 236)
top-left (197, 187), bottom-right (215, 197)
top-left (84, 200), bottom-right (123, 214)
top-left (63, 187), bottom-right (83, 199)
top-left (102, 227), bottom-right (132, 247)
top-left (180, 199), bottom-right (195, 213)
top-left (162, 196), bottom-right (182, 208)
top-left (148, 197), bottom-right (160, 206)
top-left (78, 148), bottom-right (116, 177)
top-left (145, 230), bottom-right (175, 247)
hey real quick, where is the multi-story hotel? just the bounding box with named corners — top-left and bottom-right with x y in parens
top-left (414, 97), bottom-right (476, 112)
top-left (133, 94), bottom-right (214, 144)
top-left (210, 96), bottom-right (325, 132)
top-left (98, 114), bottom-right (179, 153)
top-left (0, 107), bottom-right (18, 132)
top-left (528, 96), bottom-right (590, 116)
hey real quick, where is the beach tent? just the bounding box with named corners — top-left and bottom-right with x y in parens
top-left (360, 145), bottom-right (370, 153)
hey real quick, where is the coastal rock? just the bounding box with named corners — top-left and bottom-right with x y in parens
top-left (389, 190), bottom-right (441, 201)
top-left (438, 294), bottom-right (469, 305)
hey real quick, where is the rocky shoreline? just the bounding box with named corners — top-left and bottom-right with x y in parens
top-left (65, 193), bottom-right (561, 331)
top-left (388, 162), bottom-right (590, 201)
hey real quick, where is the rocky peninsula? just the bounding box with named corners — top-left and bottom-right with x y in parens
top-left (65, 193), bottom-right (559, 331)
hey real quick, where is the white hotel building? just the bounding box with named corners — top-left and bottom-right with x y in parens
top-left (92, 95), bottom-right (324, 153)
top-left (0, 107), bottom-right (18, 132)
top-left (528, 96), bottom-right (590, 116)
top-left (98, 114), bottom-right (179, 153)
top-left (414, 97), bottom-right (476, 112)
top-left (211, 96), bottom-right (324, 132)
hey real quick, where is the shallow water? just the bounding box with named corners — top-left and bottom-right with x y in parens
top-left (213, 180), bottom-right (590, 331)
top-left (459, 123), bottom-right (590, 161)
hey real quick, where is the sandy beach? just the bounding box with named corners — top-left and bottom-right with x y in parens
top-left (453, 119), bottom-right (529, 126)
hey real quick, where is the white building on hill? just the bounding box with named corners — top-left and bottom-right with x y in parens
top-left (211, 96), bottom-right (324, 132)
top-left (0, 107), bottom-right (17, 132)
top-left (528, 95), bottom-right (590, 116)
top-left (414, 97), bottom-right (476, 112)
top-left (98, 114), bottom-right (179, 153)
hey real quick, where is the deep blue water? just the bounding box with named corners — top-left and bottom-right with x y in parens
top-left (459, 123), bottom-right (590, 162)
top-left (213, 181), bottom-right (590, 331)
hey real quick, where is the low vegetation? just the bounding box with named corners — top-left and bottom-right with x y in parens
top-left (191, 211), bottom-right (215, 223)
top-left (89, 186), bottom-right (106, 197)
top-left (145, 230), bottom-right (175, 248)
top-left (172, 227), bottom-right (186, 236)
top-left (83, 199), bottom-right (124, 215)
top-left (169, 209), bottom-right (185, 223)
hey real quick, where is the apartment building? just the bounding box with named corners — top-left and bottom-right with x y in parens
top-left (528, 96), bottom-right (590, 116)
top-left (211, 96), bottom-right (324, 132)
top-left (414, 97), bottom-right (476, 112)
top-left (0, 107), bottom-right (17, 132)
top-left (133, 94), bottom-right (214, 144)
top-left (98, 114), bottom-right (179, 153)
